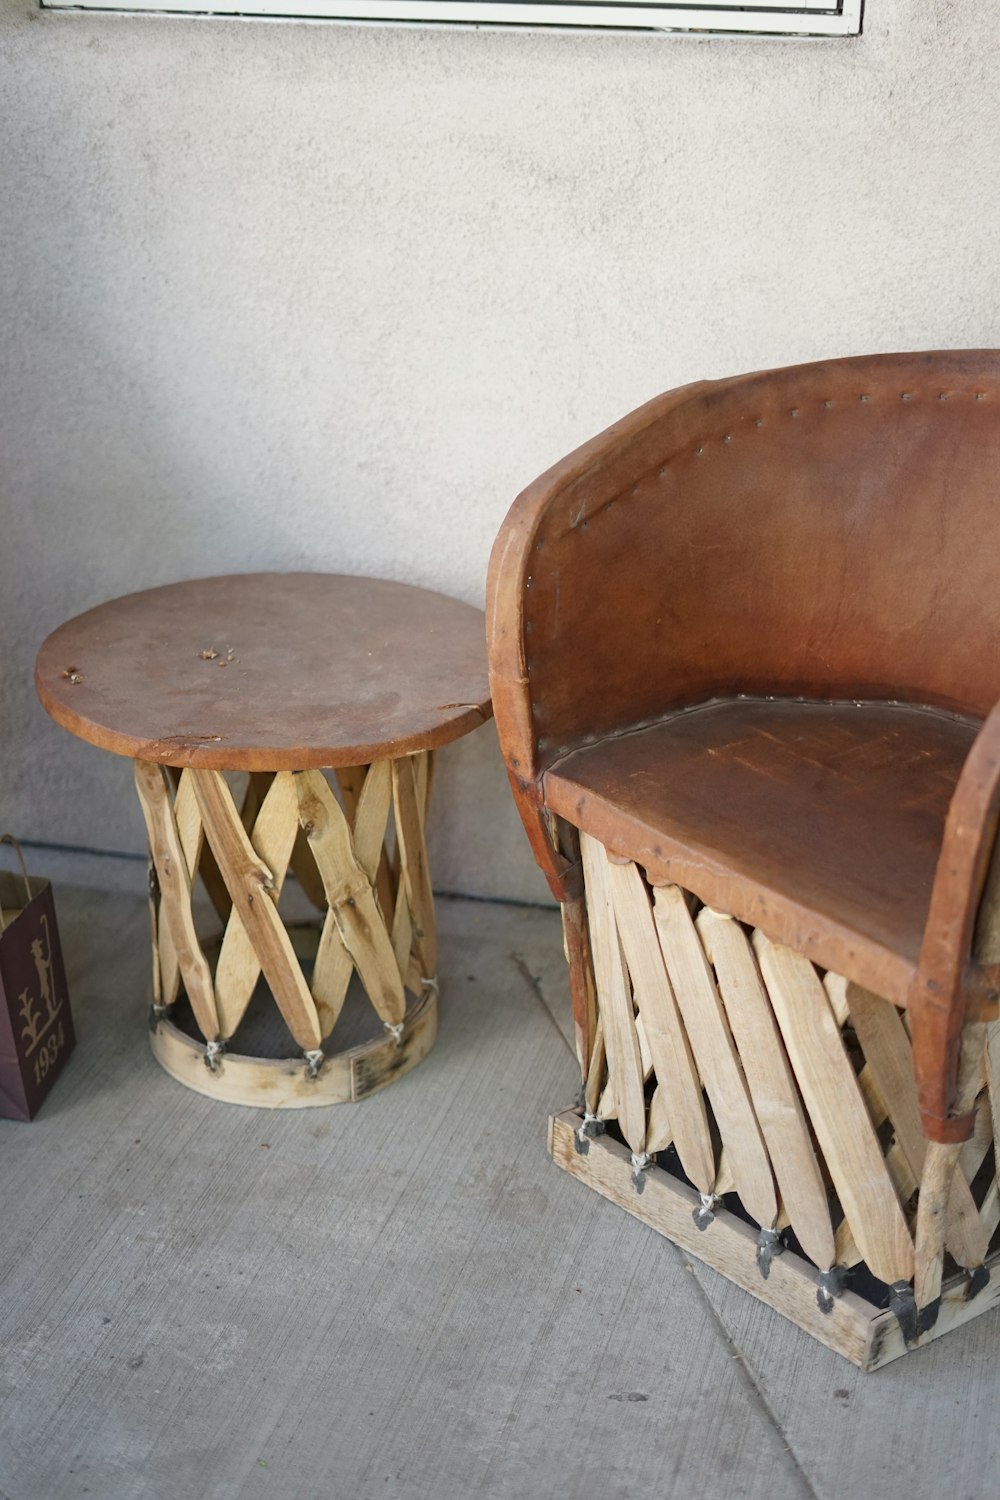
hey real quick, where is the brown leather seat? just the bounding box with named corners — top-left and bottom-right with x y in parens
top-left (545, 696), bottom-right (977, 1005)
top-left (487, 350), bottom-right (1000, 1141)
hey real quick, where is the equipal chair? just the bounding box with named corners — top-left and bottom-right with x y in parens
top-left (487, 351), bottom-right (1000, 1368)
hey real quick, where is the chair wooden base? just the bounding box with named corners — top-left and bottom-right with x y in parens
top-left (550, 1110), bottom-right (1000, 1371)
top-left (565, 831), bottom-right (1000, 1365)
top-left (136, 753), bottom-right (439, 1107)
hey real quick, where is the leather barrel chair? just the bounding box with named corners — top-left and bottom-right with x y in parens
top-left (487, 351), bottom-right (1000, 1368)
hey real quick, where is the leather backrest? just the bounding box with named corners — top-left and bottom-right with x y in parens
top-left (487, 351), bottom-right (1000, 780)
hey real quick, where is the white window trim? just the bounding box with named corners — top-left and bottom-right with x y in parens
top-left (41, 0), bottom-right (863, 36)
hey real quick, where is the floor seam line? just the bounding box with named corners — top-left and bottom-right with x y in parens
top-left (669, 1242), bottom-right (821, 1500)
top-left (509, 952), bottom-right (578, 1059)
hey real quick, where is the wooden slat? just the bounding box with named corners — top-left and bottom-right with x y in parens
top-left (754, 933), bottom-right (914, 1286)
top-left (583, 1013), bottom-right (606, 1117)
top-left (390, 863), bottom-right (415, 993)
top-left (392, 755), bottom-right (437, 979)
top-left (297, 770), bottom-right (406, 1028)
top-left (606, 860), bottom-right (714, 1194)
top-left (214, 772), bottom-right (300, 1039)
top-left (291, 827), bottom-right (329, 911)
top-left (580, 835), bottom-right (645, 1154)
top-left (634, 1011), bottom-right (654, 1081)
top-left (134, 761), bottom-right (218, 1042)
top-left (335, 764), bottom-right (368, 821)
top-left (646, 1085), bottom-right (673, 1154)
top-left (241, 771), bottom-right (274, 833)
top-left (823, 971), bottom-right (850, 1028)
top-left (353, 760), bottom-right (392, 882)
top-left (654, 885), bottom-right (776, 1228)
top-left (699, 909), bottom-right (835, 1271)
top-left (846, 983), bottom-right (987, 1269)
top-left (157, 770), bottom-right (204, 1009)
top-left (311, 909), bottom-right (355, 1039)
top-left (192, 769), bottom-right (322, 1051)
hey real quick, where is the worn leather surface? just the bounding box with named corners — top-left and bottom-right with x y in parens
top-left (487, 350), bottom-right (1000, 1139)
top-left (546, 697), bottom-right (977, 1005)
top-left (489, 351), bottom-right (1000, 782)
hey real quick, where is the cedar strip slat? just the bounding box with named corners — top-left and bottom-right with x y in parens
top-left (563, 898), bottom-right (598, 1076)
top-left (714, 1150), bottom-right (736, 1198)
top-left (134, 761), bottom-right (219, 1042)
top-left (833, 1216), bottom-right (865, 1269)
top-left (654, 885), bottom-right (776, 1228)
top-left (214, 772), bottom-right (300, 1039)
top-left (699, 909), bottom-right (835, 1271)
top-left (823, 971), bottom-right (850, 1028)
top-left (846, 984), bottom-right (987, 1269)
top-left (580, 835), bottom-right (645, 1153)
top-left (310, 762), bottom-right (394, 1038)
top-left (754, 933), bottom-right (914, 1286)
top-left (374, 848), bottom-right (397, 933)
top-left (646, 1085), bottom-right (673, 1154)
top-left (192, 769), bottom-right (322, 1051)
top-left (390, 864), bottom-right (415, 991)
top-left (392, 756), bottom-right (437, 978)
top-left (146, 856), bottom-right (163, 1010)
top-left (296, 770), bottom-right (406, 1028)
top-left (291, 828), bottom-right (329, 911)
top-left (634, 1011), bottom-right (654, 1082)
top-left (583, 1014), bottom-right (606, 1117)
top-left (597, 1071), bottom-right (618, 1125)
top-left (352, 761), bottom-right (392, 882)
top-left (241, 771), bottom-right (274, 834)
top-left (606, 860), bottom-right (714, 1193)
top-left (335, 765), bottom-right (368, 821)
top-left (311, 909), bottom-right (355, 1038)
top-left (957, 1086), bottom-right (994, 1189)
top-left (418, 749), bottom-right (435, 817)
top-left (157, 770), bottom-right (205, 1009)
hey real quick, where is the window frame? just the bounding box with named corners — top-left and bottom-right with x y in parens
top-left (41, 0), bottom-right (863, 36)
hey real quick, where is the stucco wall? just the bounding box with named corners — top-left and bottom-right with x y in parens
top-left (2, 0), bottom-right (998, 902)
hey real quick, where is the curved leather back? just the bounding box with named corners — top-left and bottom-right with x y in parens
top-left (488, 351), bottom-right (1000, 778)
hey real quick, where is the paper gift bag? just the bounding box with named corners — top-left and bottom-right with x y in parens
top-left (0, 835), bottom-right (75, 1121)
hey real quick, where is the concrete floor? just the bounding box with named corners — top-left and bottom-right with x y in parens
top-left (2, 884), bottom-right (1000, 1500)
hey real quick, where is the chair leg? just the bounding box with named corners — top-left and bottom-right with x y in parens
top-left (914, 1021), bottom-right (988, 1319)
top-left (561, 896), bottom-right (597, 1082)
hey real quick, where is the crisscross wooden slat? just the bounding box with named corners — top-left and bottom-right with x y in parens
top-left (699, 908), bottom-right (835, 1271)
top-left (157, 770), bottom-right (205, 1010)
top-left (134, 761), bottom-right (219, 1042)
top-left (214, 772), bottom-right (301, 1039)
top-left (308, 764), bottom-right (395, 1037)
top-left (655, 885), bottom-right (777, 1230)
top-left (296, 770), bottom-right (405, 1028)
top-left (846, 982), bottom-right (987, 1269)
top-left (580, 834), bottom-right (645, 1153)
top-left (192, 769), bottom-right (323, 1051)
top-left (291, 828), bottom-right (328, 912)
top-left (606, 859), bottom-right (714, 1195)
top-left (392, 755), bottom-right (437, 980)
top-left (754, 933), bottom-right (914, 1286)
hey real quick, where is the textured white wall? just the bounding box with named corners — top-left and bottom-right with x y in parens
top-left (2, 0), bottom-right (999, 903)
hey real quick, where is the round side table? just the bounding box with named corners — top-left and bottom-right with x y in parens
top-left (35, 573), bottom-right (492, 1107)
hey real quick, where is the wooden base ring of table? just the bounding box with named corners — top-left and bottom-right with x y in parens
top-left (148, 985), bottom-right (438, 1108)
